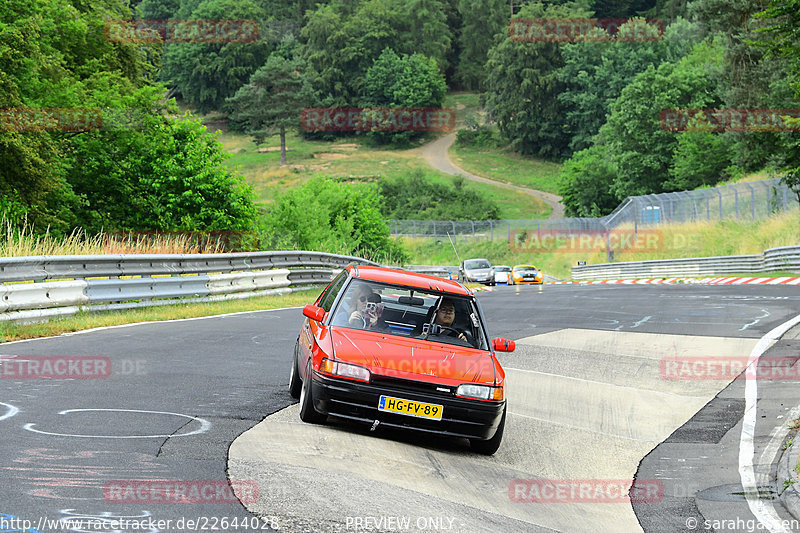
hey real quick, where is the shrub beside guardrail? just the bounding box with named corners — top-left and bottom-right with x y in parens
top-left (0, 251), bottom-right (377, 322)
top-left (571, 245), bottom-right (800, 280)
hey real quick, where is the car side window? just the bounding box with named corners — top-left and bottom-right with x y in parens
top-left (317, 271), bottom-right (348, 312)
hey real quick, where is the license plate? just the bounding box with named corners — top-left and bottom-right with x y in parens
top-left (378, 395), bottom-right (442, 420)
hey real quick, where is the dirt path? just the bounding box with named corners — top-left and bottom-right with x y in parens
top-left (417, 131), bottom-right (565, 219)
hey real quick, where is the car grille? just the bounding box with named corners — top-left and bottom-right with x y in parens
top-left (370, 375), bottom-right (455, 399)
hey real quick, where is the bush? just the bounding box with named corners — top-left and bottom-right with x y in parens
top-left (260, 177), bottom-right (407, 263)
top-left (455, 125), bottom-right (498, 148)
top-left (378, 170), bottom-right (500, 220)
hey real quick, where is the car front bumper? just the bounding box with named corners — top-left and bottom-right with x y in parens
top-left (310, 372), bottom-right (505, 440)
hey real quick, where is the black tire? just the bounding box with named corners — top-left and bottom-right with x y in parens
top-left (470, 405), bottom-right (506, 455)
top-left (288, 343), bottom-right (301, 399)
top-left (299, 360), bottom-right (326, 424)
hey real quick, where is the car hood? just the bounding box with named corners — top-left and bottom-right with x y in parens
top-left (330, 327), bottom-right (497, 385)
top-left (466, 268), bottom-right (492, 275)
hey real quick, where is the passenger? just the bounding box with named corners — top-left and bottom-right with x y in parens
top-left (349, 291), bottom-right (388, 331)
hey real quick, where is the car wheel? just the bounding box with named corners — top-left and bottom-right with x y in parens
top-left (288, 343), bottom-right (301, 399)
top-left (299, 360), bottom-right (326, 424)
top-left (470, 405), bottom-right (505, 455)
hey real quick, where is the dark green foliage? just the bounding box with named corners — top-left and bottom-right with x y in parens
top-left (378, 170), bottom-right (500, 220)
top-left (0, 0), bottom-right (258, 235)
top-left (557, 18), bottom-right (703, 154)
top-left (599, 38), bottom-right (725, 198)
top-left (455, 125), bottom-right (498, 148)
top-left (454, 0), bottom-right (507, 90)
top-left (361, 48), bottom-right (448, 145)
top-left (755, 0), bottom-right (800, 95)
top-left (262, 177), bottom-right (407, 262)
top-left (667, 129), bottom-right (735, 190)
top-left (161, 0), bottom-right (271, 113)
top-left (483, 2), bottom-right (592, 159)
top-left (301, 0), bottom-right (452, 105)
top-left (558, 145), bottom-right (619, 217)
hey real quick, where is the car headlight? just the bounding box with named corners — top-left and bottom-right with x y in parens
top-left (320, 358), bottom-right (370, 382)
top-left (456, 384), bottom-right (504, 401)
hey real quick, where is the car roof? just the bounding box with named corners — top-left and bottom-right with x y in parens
top-left (513, 264), bottom-right (537, 268)
top-left (348, 265), bottom-right (471, 296)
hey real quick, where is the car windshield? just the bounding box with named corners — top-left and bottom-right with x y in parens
top-left (465, 259), bottom-right (491, 269)
top-left (330, 280), bottom-right (488, 350)
top-left (515, 266), bottom-right (538, 272)
top-left (495, 266), bottom-right (512, 272)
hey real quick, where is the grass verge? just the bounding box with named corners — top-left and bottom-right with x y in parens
top-left (0, 289), bottom-right (320, 343)
top-left (400, 210), bottom-right (800, 279)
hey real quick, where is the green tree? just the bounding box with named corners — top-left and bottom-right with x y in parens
top-left (483, 2), bottom-right (592, 159)
top-left (363, 49), bottom-right (447, 108)
top-left (262, 177), bottom-right (407, 262)
top-left (667, 127), bottom-right (735, 190)
top-left (137, 0), bottom-right (181, 19)
top-left (227, 51), bottom-right (315, 164)
top-left (0, 0), bottom-right (155, 232)
top-left (455, 0), bottom-right (506, 90)
top-left (301, 0), bottom-right (452, 105)
top-left (161, 0), bottom-right (271, 113)
top-left (557, 18), bottom-right (703, 153)
top-left (404, 0), bottom-right (452, 71)
top-left (66, 84), bottom-right (257, 232)
top-left (361, 48), bottom-right (447, 145)
top-left (599, 38), bottom-right (725, 198)
top-left (558, 145), bottom-right (620, 217)
top-left (755, 0), bottom-right (800, 94)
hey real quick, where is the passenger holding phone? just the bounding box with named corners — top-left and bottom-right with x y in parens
top-left (348, 289), bottom-right (387, 331)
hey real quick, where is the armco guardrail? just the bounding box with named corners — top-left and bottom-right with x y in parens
top-left (571, 245), bottom-right (800, 280)
top-left (0, 251), bottom-right (377, 322)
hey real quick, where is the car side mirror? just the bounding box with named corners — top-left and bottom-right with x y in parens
top-left (302, 304), bottom-right (325, 322)
top-left (492, 338), bottom-right (516, 352)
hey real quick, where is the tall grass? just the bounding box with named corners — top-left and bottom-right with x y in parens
top-left (0, 219), bottom-right (227, 257)
top-left (400, 210), bottom-right (800, 279)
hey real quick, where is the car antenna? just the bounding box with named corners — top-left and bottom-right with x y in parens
top-left (447, 232), bottom-right (461, 263)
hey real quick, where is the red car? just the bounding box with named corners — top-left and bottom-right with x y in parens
top-left (289, 265), bottom-right (515, 454)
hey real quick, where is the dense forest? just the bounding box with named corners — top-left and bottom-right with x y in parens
top-left (1, 0), bottom-right (798, 258)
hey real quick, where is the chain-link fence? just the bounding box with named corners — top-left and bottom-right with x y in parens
top-left (389, 178), bottom-right (797, 239)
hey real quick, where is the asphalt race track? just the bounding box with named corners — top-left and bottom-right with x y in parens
top-left (2, 284), bottom-right (800, 533)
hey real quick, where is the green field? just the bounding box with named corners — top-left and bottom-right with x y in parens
top-left (449, 143), bottom-right (563, 195)
top-left (217, 128), bottom-right (553, 219)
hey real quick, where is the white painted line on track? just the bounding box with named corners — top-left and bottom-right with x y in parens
top-left (23, 408), bottom-right (211, 438)
top-left (739, 312), bottom-right (800, 532)
top-left (0, 402), bottom-right (19, 421)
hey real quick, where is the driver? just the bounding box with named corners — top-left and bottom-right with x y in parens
top-left (431, 298), bottom-right (468, 342)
